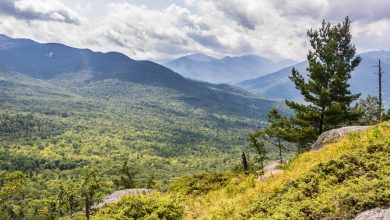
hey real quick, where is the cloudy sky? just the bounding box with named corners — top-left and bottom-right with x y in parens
top-left (0, 0), bottom-right (389, 62)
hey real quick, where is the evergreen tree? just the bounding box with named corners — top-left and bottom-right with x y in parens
top-left (57, 182), bottom-right (80, 216)
top-left (248, 132), bottom-right (268, 170)
top-left (264, 109), bottom-right (289, 162)
top-left (80, 169), bottom-right (103, 220)
top-left (241, 151), bottom-right (249, 172)
top-left (114, 161), bottom-right (137, 189)
top-left (146, 174), bottom-right (156, 189)
top-left (286, 17), bottom-right (361, 149)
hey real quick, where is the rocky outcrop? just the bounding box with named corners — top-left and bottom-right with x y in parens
top-left (311, 126), bottom-right (370, 150)
top-left (93, 188), bottom-right (152, 209)
top-left (354, 207), bottom-right (390, 220)
top-left (258, 126), bottom-right (371, 181)
top-left (258, 160), bottom-right (287, 181)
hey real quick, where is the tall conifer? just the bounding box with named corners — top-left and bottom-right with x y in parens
top-left (286, 17), bottom-right (361, 149)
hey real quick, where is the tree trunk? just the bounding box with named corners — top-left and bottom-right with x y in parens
top-left (378, 59), bottom-right (382, 122)
top-left (241, 151), bottom-right (248, 172)
top-left (319, 106), bottom-right (325, 134)
top-left (85, 198), bottom-right (90, 220)
top-left (278, 138), bottom-right (283, 163)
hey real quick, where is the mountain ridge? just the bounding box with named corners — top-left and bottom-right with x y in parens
top-left (238, 50), bottom-right (390, 105)
top-left (165, 53), bottom-right (297, 84)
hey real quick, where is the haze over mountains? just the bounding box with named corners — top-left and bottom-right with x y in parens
top-left (0, 34), bottom-right (286, 119)
top-left (0, 34), bottom-right (294, 192)
top-left (165, 53), bottom-right (296, 84)
top-left (239, 50), bottom-right (390, 106)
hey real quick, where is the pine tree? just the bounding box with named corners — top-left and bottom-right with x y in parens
top-left (264, 109), bottom-right (289, 162)
top-left (248, 132), bottom-right (268, 170)
top-left (241, 151), bottom-right (249, 172)
top-left (286, 17), bottom-right (361, 149)
top-left (114, 161), bottom-right (137, 189)
top-left (146, 174), bottom-right (156, 189)
top-left (80, 169), bottom-right (103, 220)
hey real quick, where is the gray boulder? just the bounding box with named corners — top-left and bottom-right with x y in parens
top-left (311, 126), bottom-right (370, 150)
top-left (354, 208), bottom-right (390, 220)
top-left (93, 188), bottom-right (152, 209)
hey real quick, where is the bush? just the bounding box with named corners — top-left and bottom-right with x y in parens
top-left (168, 172), bottom-right (234, 195)
top-left (93, 193), bottom-right (183, 220)
top-left (243, 127), bottom-right (390, 219)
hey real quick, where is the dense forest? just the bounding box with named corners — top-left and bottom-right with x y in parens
top-left (0, 68), bottom-right (290, 219)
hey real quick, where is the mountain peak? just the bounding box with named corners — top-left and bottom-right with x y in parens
top-left (166, 53), bottom-right (298, 84)
top-left (0, 34), bottom-right (11, 40)
top-left (182, 53), bottom-right (216, 62)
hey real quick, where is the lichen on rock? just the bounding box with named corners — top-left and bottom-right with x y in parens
top-left (311, 126), bottom-right (370, 150)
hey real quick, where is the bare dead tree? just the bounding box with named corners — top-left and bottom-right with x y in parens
top-left (374, 59), bottom-right (384, 122)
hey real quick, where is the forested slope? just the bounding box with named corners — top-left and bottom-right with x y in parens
top-left (0, 35), bottom-right (286, 219)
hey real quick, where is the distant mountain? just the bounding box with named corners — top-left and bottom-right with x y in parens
top-left (165, 53), bottom-right (296, 84)
top-left (238, 50), bottom-right (390, 106)
top-left (0, 34), bottom-right (286, 119)
top-left (181, 53), bottom-right (217, 62)
top-left (0, 34), bottom-right (188, 90)
top-left (0, 35), bottom-right (289, 195)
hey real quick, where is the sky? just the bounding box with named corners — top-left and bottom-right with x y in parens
top-left (0, 0), bottom-right (390, 62)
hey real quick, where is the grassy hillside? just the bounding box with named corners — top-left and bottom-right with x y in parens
top-left (93, 122), bottom-right (390, 219)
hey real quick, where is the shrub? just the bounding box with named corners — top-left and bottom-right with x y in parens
top-left (93, 193), bottom-right (183, 220)
top-left (168, 172), bottom-right (234, 195)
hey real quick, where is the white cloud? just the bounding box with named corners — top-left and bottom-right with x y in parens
top-left (0, 0), bottom-right (83, 24)
top-left (0, 0), bottom-right (389, 61)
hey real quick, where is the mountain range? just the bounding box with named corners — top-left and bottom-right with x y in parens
top-left (165, 53), bottom-right (296, 84)
top-left (239, 50), bottom-right (390, 106)
top-left (0, 34), bottom-right (286, 182)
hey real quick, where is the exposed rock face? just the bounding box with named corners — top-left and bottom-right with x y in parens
top-left (311, 126), bottom-right (370, 150)
top-left (354, 208), bottom-right (390, 220)
top-left (258, 170), bottom-right (284, 181)
top-left (93, 188), bottom-right (152, 209)
top-left (258, 160), bottom-right (287, 181)
top-left (264, 160), bottom-right (286, 171)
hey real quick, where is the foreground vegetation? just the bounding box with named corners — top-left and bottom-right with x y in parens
top-left (93, 122), bottom-right (390, 219)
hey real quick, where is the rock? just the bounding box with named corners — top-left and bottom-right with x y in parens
top-left (354, 207), bottom-right (390, 220)
top-left (93, 188), bottom-right (152, 209)
top-left (264, 160), bottom-right (287, 171)
top-left (257, 160), bottom-right (287, 181)
top-left (311, 126), bottom-right (370, 150)
top-left (258, 170), bottom-right (284, 181)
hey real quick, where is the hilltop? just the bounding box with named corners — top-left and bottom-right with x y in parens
top-left (93, 122), bottom-right (390, 219)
